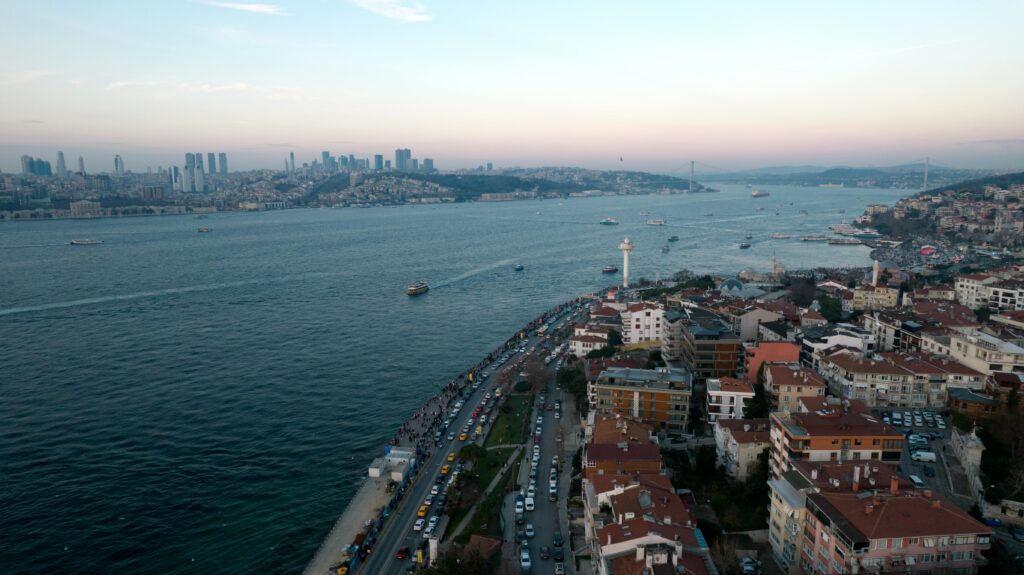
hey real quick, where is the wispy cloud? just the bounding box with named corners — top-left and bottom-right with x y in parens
top-left (206, 1), bottom-right (284, 15)
top-left (179, 81), bottom-right (251, 93)
top-left (0, 69), bottom-right (59, 86)
top-left (351, 0), bottom-right (431, 22)
top-left (105, 80), bottom-right (162, 91)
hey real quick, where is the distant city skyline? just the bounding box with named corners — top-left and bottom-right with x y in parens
top-left (1, 1), bottom-right (1022, 173)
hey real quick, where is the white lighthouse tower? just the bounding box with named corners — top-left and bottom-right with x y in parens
top-left (619, 236), bottom-right (634, 288)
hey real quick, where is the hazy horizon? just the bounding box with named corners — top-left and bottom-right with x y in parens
top-left (2, 1), bottom-right (1023, 173)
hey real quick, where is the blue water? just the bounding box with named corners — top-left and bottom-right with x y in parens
top-left (0, 184), bottom-right (909, 574)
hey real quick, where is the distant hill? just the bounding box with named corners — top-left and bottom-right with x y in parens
top-left (701, 163), bottom-right (996, 190)
top-left (924, 170), bottom-right (1024, 196)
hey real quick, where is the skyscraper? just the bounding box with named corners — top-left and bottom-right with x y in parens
top-left (423, 158), bottom-right (434, 172)
top-left (395, 148), bottom-right (411, 171)
top-left (56, 151), bottom-right (67, 178)
top-left (374, 154), bottom-right (384, 171)
top-left (114, 155), bottom-right (125, 176)
top-left (21, 155), bottom-right (32, 175)
top-left (289, 151), bottom-right (295, 173)
top-left (322, 151), bottom-right (331, 172)
top-left (185, 153), bottom-right (196, 192)
top-left (412, 158), bottom-right (419, 171)
top-left (207, 153), bottom-right (216, 175)
top-left (78, 156), bottom-right (85, 175)
top-left (194, 153), bottom-right (205, 192)
top-left (218, 153), bottom-right (227, 175)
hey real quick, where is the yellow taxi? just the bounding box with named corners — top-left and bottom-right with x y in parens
top-left (447, 452), bottom-right (455, 462)
top-left (417, 505), bottom-right (429, 518)
top-left (440, 465), bottom-right (451, 475)
top-left (459, 432), bottom-right (468, 441)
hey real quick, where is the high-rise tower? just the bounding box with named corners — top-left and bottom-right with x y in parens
top-left (56, 151), bottom-right (67, 178)
top-left (218, 153), bottom-right (227, 175)
top-left (207, 153), bottom-right (216, 175)
top-left (619, 237), bottom-right (634, 288)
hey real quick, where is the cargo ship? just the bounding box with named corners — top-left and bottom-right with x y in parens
top-left (406, 281), bottom-right (429, 296)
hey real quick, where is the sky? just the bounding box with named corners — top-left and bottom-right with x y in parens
top-left (1, 0), bottom-right (1023, 173)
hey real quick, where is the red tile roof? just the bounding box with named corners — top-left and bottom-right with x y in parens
top-left (766, 364), bottom-right (826, 388)
top-left (587, 442), bottom-right (662, 462)
top-left (598, 517), bottom-right (701, 547)
top-left (811, 490), bottom-right (990, 539)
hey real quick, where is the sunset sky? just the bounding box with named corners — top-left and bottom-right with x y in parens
top-left (1, 0), bottom-right (1022, 173)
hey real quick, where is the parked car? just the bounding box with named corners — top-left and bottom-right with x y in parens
top-left (525, 523), bottom-right (535, 538)
top-left (923, 465), bottom-right (936, 478)
top-left (395, 547), bottom-right (410, 559)
top-left (540, 546), bottom-right (551, 560)
top-left (553, 532), bottom-right (564, 547)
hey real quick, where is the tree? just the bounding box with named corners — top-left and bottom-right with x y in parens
top-left (819, 295), bottom-right (843, 323)
top-left (458, 444), bottom-right (487, 465)
top-left (607, 329), bottom-right (623, 347)
top-left (695, 445), bottom-right (719, 481)
top-left (975, 306), bottom-right (992, 322)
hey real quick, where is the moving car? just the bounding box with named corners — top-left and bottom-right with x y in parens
top-left (520, 550), bottom-right (532, 570)
top-left (447, 452), bottom-right (455, 462)
top-left (413, 518), bottom-right (425, 531)
top-left (395, 547), bottom-right (410, 560)
top-left (417, 505), bottom-right (429, 518)
top-left (525, 523), bottom-right (535, 538)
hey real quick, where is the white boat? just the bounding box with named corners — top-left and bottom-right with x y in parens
top-left (751, 189), bottom-right (770, 198)
top-left (70, 238), bottom-right (103, 245)
top-left (646, 219), bottom-right (667, 225)
top-left (770, 233), bottom-right (791, 239)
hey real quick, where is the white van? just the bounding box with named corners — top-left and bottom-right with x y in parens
top-left (909, 474), bottom-right (926, 488)
top-left (911, 451), bottom-right (936, 462)
top-left (525, 497), bottom-right (535, 511)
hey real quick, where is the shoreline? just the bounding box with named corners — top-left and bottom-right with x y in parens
top-left (302, 293), bottom-right (591, 574)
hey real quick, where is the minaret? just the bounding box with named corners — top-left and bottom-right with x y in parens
top-left (619, 236), bottom-right (634, 288)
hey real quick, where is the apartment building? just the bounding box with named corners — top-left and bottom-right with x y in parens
top-left (851, 285), bottom-right (900, 311)
top-left (802, 485), bottom-right (991, 574)
top-left (677, 308), bottom-right (742, 383)
top-left (955, 273), bottom-right (999, 309)
top-left (706, 376), bottom-right (754, 422)
top-left (621, 301), bottom-right (664, 344)
top-left (949, 330), bottom-right (1024, 376)
top-left (714, 418), bottom-right (771, 480)
top-left (745, 341), bottom-right (801, 386)
top-left (589, 367), bottom-right (693, 435)
top-left (768, 404), bottom-right (903, 478)
top-left (764, 364), bottom-right (826, 412)
top-left (819, 350), bottom-right (986, 408)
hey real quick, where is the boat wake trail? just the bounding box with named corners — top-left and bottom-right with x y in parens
top-left (431, 259), bottom-right (514, 289)
top-left (0, 272), bottom-right (333, 317)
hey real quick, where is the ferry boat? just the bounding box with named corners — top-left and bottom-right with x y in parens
top-left (514, 264), bottom-right (524, 271)
top-left (800, 235), bottom-right (829, 242)
top-left (70, 238), bottom-right (103, 245)
top-left (668, 235), bottom-right (679, 242)
top-left (751, 189), bottom-right (770, 198)
top-left (739, 242), bottom-right (751, 249)
top-left (828, 238), bottom-right (863, 245)
top-left (601, 265), bottom-right (619, 274)
top-left (407, 281), bottom-right (430, 296)
top-left (599, 217), bottom-right (619, 225)
top-left (198, 227), bottom-right (211, 233)
top-left (770, 233), bottom-right (791, 239)
top-left (852, 230), bottom-right (882, 240)
top-left (646, 219), bottom-right (667, 226)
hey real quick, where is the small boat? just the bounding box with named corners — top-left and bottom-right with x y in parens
top-left (198, 227), bottom-right (211, 233)
top-left (751, 189), bottom-right (770, 198)
top-left (770, 233), bottom-right (791, 239)
top-left (407, 281), bottom-right (429, 296)
top-left (514, 264), bottom-right (524, 271)
top-left (799, 209), bottom-right (808, 215)
top-left (70, 238), bottom-right (102, 245)
top-left (601, 265), bottom-right (619, 274)
top-left (662, 245), bottom-right (670, 253)
top-left (196, 215), bottom-right (209, 220)
top-left (756, 207), bottom-right (765, 212)
top-left (599, 217), bottom-right (619, 225)
top-left (838, 209), bottom-right (846, 214)
top-left (668, 235), bottom-right (679, 242)
top-left (639, 211), bottom-right (651, 216)
top-left (704, 212), bottom-right (714, 217)
top-left (739, 242), bottom-right (751, 249)
top-left (646, 219), bottom-right (667, 226)
top-left (745, 234), bottom-right (752, 240)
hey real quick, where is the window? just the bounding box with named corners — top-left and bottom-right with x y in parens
top-left (872, 539), bottom-right (886, 550)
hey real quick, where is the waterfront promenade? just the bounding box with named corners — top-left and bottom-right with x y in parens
top-left (303, 294), bottom-right (591, 574)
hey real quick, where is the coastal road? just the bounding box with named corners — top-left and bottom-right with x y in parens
top-left (357, 303), bottom-right (582, 574)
